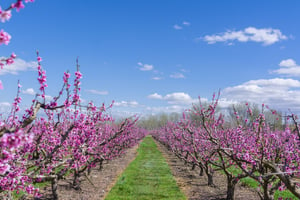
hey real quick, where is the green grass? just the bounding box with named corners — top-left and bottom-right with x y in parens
top-left (12, 181), bottom-right (51, 199)
top-left (105, 136), bottom-right (186, 200)
top-left (224, 164), bottom-right (297, 199)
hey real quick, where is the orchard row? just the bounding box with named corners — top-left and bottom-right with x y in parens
top-left (0, 54), bottom-right (146, 199)
top-left (152, 94), bottom-right (300, 200)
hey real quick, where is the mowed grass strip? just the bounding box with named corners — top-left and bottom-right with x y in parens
top-left (105, 136), bottom-right (186, 200)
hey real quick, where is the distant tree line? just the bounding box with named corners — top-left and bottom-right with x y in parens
top-left (138, 102), bottom-right (286, 131)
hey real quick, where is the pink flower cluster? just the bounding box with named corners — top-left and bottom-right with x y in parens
top-left (0, 29), bottom-right (11, 45)
top-left (0, 49), bottom-right (146, 198)
top-left (0, 53), bottom-right (16, 70)
top-left (0, 8), bottom-right (11, 22)
top-left (152, 96), bottom-right (300, 199)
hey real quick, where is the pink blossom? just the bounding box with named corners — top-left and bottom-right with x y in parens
top-left (0, 163), bottom-right (10, 174)
top-left (12, 1), bottom-right (25, 12)
top-left (37, 56), bottom-right (42, 62)
top-left (75, 71), bottom-right (82, 79)
top-left (0, 8), bottom-right (12, 23)
top-left (11, 52), bottom-right (17, 59)
top-left (278, 185), bottom-right (284, 191)
top-left (0, 80), bottom-right (3, 90)
top-left (5, 58), bottom-right (14, 65)
top-left (63, 72), bottom-right (70, 83)
top-left (0, 29), bottom-right (11, 45)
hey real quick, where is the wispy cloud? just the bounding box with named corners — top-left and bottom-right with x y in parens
top-left (146, 105), bottom-right (186, 114)
top-left (86, 89), bottom-right (108, 95)
top-left (22, 88), bottom-right (35, 95)
top-left (148, 93), bottom-right (163, 100)
top-left (0, 102), bottom-right (11, 113)
top-left (222, 78), bottom-right (300, 111)
top-left (202, 27), bottom-right (288, 45)
top-left (180, 68), bottom-right (189, 73)
top-left (0, 58), bottom-right (36, 75)
top-left (170, 72), bottom-right (185, 79)
top-left (138, 62), bottom-right (154, 71)
top-left (173, 21), bottom-right (191, 30)
top-left (148, 92), bottom-right (196, 105)
top-left (114, 100), bottom-right (139, 107)
top-left (272, 59), bottom-right (300, 76)
top-left (183, 21), bottom-right (191, 26)
top-left (151, 77), bottom-right (163, 80)
top-left (173, 24), bottom-right (183, 30)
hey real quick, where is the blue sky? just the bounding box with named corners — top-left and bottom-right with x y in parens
top-left (1, 0), bottom-right (300, 117)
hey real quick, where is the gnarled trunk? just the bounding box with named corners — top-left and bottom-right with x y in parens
top-left (226, 176), bottom-right (238, 200)
top-left (51, 177), bottom-right (58, 200)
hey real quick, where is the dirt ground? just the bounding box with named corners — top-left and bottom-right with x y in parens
top-left (30, 138), bottom-right (261, 200)
top-left (154, 140), bottom-right (261, 200)
top-left (33, 144), bottom-right (139, 200)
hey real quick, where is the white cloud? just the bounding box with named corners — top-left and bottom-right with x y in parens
top-left (217, 98), bottom-right (239, 108)
top-left (180, 68), bottom-right (189, 72)
top-left (273, 59), bottom-right (300, 76)
top-left (173, 21), bottom-right (190, 30)
top-left (202, 27), bottom-right (288, 45)
top-left (279, 59), bottom-right (296, 67)
top-left (148, 93), bottom-right (163, 100)
top-left (36, 95), bottom-right (52, 102)
top-left (0, 102), bottom-right (11, 113)
top-left (45, 95), bottom-right (52, 101)
top-left (183, 21), bottom-right (190, 26)
top-left (148, 92), bottom-right (196, 105)
top-left (0, 58), bottom-right (36, 75)
top-left (146, 105), bottom-right (186, 114)
top-left (114, 100), bottom-right (139, 107)
top-left (222, 78), bottom-right (300, 111)
top-left (173, 24), bottom-right (182, 30)
top-left (22, 88), bottom-right (35, 95)
top-left (164, 93), bottom-right (194, 104)
top-left (170, 72), bottom-right (185, 79)
top-left (152, 77), bottom-right (163, 80)
top-left (86, 89), bottom-right (108, 95)
top-left (138, 62), bottom-right (153, 71)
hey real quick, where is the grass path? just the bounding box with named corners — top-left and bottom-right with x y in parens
top-left (105, 136), bottom-right (186, 200)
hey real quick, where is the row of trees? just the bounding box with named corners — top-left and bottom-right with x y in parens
top-left (0, 53), bottom-right (146, 199)
top-left (152, 93), bottom-right (300, 200)
top-left (0, 2), bottom-right (146, 199)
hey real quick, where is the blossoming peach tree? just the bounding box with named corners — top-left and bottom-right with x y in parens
top-left (0, 1), bottom-right (145, 199)
top-left (152, 93), bottom-right (300, 200)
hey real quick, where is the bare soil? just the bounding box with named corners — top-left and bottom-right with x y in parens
top-left (34, 144), bottom-right (139, 200)
top-left (26, 137), bottom-right (261, 200)
top-left (154, 140), bottom-right (260, 200)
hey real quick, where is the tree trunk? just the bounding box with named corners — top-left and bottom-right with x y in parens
top-left (199, 166), bottom-right (204, 176)
top-left (207, 173), bottom-right (214, 186)
top-left (184, 153), bottom-right (189, 165)
top-left (51, 177), bottom-right (58, 200)
top-left (262, 181), bottom-right (274, 200)
top-left (72, 171), bottom-right (81, 190)
top-left (205, 165), bottom-right (214, 186)
top-left (191, 164), bottom-right (196, 170)
top-left (98, 159), bottom-right (103, 171)
top-left (88, 166), bottom-right (92, 175)
top-left (226, 177), bottom-right (237, 200)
